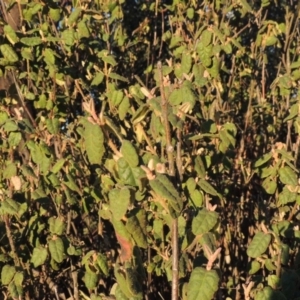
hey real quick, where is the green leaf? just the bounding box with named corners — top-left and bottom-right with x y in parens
top-left (201, 30), bottom-right (213, 47)
top-left (109, 187), bottom-right (130, 220)
top-left (194, 156), bottom-right (206, 179)
top-left (61, 28), bottom-right (75, 46)
top-left (149, 174), bottom-right (183, 213)
top-left (121, 140), bottom-right (139, 167)
top-left (83, 270), bottom-right (98, 290)
top-left (3, 120), bottom-right (18, 132)
top-left (198, 179), bottom-right (219, 196)
top-left (46, 118), bottom-right (60, 134)
top-left (1, 265), bottom-right (16, 285)
top-left (192, 209), bottom-right (218, 235)
top-left (91, 72), bottom-right (104, 86)
top-left (115, 264), bottom-right (134, 298)
top-left (67, 8), bottom-right (81, 26)
top-left (187, 267), bottom-right (219, 300)
top-left (247, 232), bottom-right (271, 258)
top-left (96, 253), bottom-right (109, 276)
top-left (64, 173), bottom-right (81, 194)
top-left (190, 190), bottom-right (203, 207)
top-left (21, 165), bottom-right (37, 179)
top-left (8, 280), bottom-right (22, 298)
top-left (277, 187), bottom-right (297, 206)
top-left (115, 284), bottom-right (130, 299)
top-left (126, 215), bottom-right (147, 248)
top-left (268, 274), bottom-right (280, 289)
top-left (78, 20), bottom-right (90, 38)
top-left (44, 48), bottom-right (56, 65)
top-left (169, 86), bottom-right (195, 106)
top-left (254, 152), bottom-right (272, 167)
top-left (265, 258), bottom-right (277, 271)
top-left (20, 37), bottom-right (42, 46)
top-left (0, 44), bottom-right (18, 62)
top-left (0, 198), bottom-right (20, 215)
top-left (117, 158), bottom-right (144, 187)
top-left (31, 247), bottom-right (48, 267)
top-left (249, 260), bottom-right (261, 275)
top-left (262, 177), bottom-right (277, 194)
top-left (48, 237), bottom-right (65, 263)
top-left (187, 8), bottom-right (194, 19)
top-left (119, 96), bottom-right (130, 120)
top-left (4, 25), bottom-right (19, 45)
top-left (102, 55), bottom-right (117, 66)
top-left (109, 72), bottom-right (129, 82)
top-left (3, 162), bottom-right (17, 179)
top-left (48, 217), bottom-right (65, 235)
top-left (111, 90), bottom-right (124, 107)
top-left (49, 8), bottom-right (61, 22)
top-left (84, 121), bottom-right (104, 164)
top-left (125, 264), bottom-right (142, 297)
top-left (279, 166), bottom-right (298, 186)
top-left (51, 158), bottom-right (65, 174)
top-left (13, 271), bottom-right (24, 287)
top-left (255, 286), bottom-right (287, 300)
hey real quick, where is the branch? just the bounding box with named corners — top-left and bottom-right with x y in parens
top-left (157, 61), bottom-right (178, 300)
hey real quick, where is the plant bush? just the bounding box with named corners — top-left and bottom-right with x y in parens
top-left (0, 0), bottom-right (300, 299)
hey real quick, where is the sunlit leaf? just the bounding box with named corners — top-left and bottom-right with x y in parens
top-left (49, 237), bottom-right (65, 263)
top-left (192, 209), bottom-right (218, 235)
top-left (84, 121), bottom-right (104, 164)
top-left (247, 232), bottom-right (271, 258)
top-left (109, 187), bottom-right (130, 220)
top-left (31, 247), bottom-right (48, 268)
top-left (187, 267), bottom-right (219, 300)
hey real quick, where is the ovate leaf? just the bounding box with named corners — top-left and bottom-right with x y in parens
top-left (83, 270), bottom-right (98, 290)
top-left (279, 166), bottom-right (298, 186)
top-left (192, 209), bottom-right (218, 235)
top-left (121, 140), bottom-right (139, 167)
top-left (48, 217), bottom-right (65, 235)
top-left (0, 44), bottom-right (18, 62)
top-left (96, 253), bottom-right (109, 276)
top-left (4, 25), bottom-right (19, 45)
top-left (255, 286), bottom-right (287, 300)
top-left (109, 187), bottom-right (130, 220)
top-left (48, 237), bottom-right (65, 263)
top-left (262, 177), bottom-right (277, 194)
top-left (126, 215), bottom-right (147, 248)
top-left (0, 198), bottom-right (20, 215)
top-left (91, 72), bottom-right (104, 86)
top-left (1, 265), bottom-right (16, 285)
top-left (247, 232), bottom-right (271, 258)
top-left (67, 7), bottom-right (81, 26)
top-left (117, 158), bottom-right (144, 187)
top-left (31, 247), bottom-right (48, 267)
top-left (84, 122), bottom-right (104, 164)
top-left (187, 267), bottom-right (219, 300)
top-left (254, 152), bottom-right (272, 167)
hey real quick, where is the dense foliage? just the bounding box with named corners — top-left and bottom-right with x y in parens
top-left (1, 0), bottom-right (300, 299)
